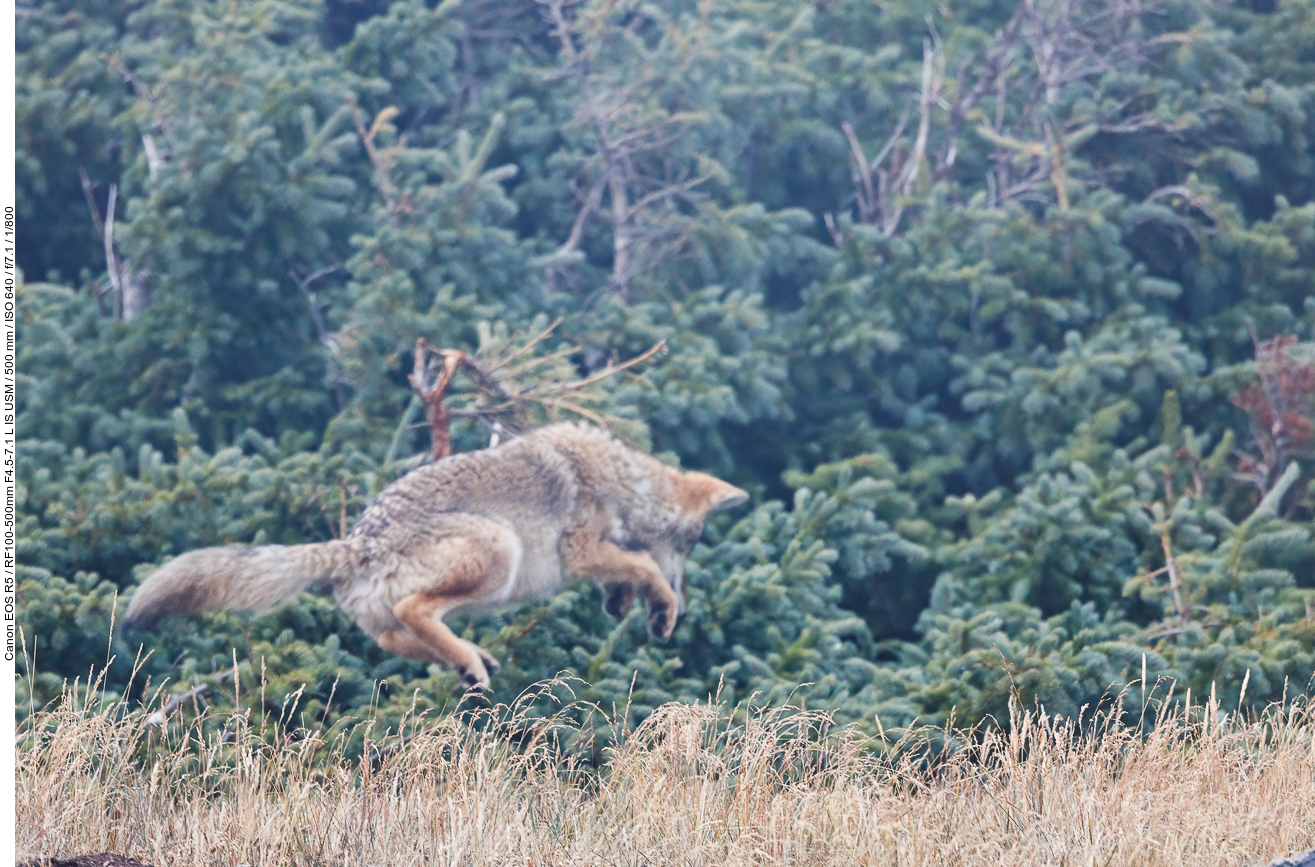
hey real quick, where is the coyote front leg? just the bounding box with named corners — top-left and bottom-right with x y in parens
top-left (562, 533), bottom-right (680, 641)
top-left (602, 582), bottom-right (636, 620)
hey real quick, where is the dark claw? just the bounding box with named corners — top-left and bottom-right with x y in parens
top-left (604, 584), bottom-right (634, 619)
top-left (461, 671), bottom-right (480, 686)
top-left (647, 604), bottom-right (673, 642)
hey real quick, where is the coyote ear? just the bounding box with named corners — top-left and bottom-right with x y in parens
top-left (706, 480), bottom-right (749, 512)
top-left (679, 471), bottom-right (750, 514)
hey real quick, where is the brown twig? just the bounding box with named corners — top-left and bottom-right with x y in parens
top-left (485, 318), bottom-right (564, 374)
top-left (409, 339), bottom-right (466, 460)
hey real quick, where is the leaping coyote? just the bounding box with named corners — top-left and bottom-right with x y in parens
top-left (125, 423), bottom-right (748, 688)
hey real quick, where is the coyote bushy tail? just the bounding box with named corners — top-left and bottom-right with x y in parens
top-left (123, 541), bottom-right (355, 630)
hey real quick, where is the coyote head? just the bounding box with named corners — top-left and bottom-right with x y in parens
top-left (649, 470), bottom-right (749, 616)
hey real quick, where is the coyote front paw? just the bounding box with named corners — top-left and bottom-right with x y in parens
top-left (646, 601), bottom-right (677, 642)
top-left (603, 583), bottom-right (635, 619)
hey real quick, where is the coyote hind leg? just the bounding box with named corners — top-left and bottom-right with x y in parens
top-left (378, 624), bottom-right (502, 683)
top-left (382, 526), bottom-right (519, 689)
top-left (376, 627), bottom-right (445, 665)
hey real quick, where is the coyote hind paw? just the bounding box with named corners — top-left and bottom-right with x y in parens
top-left (458, 664), bottom-right (491, 690)
top-left (458, 645), bottom-right (501, 690)
top-left (476, 646), bottom-right (501, 677)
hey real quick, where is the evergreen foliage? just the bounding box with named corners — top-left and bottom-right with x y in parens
top-left (17, 0), bottom-right (1315, 742)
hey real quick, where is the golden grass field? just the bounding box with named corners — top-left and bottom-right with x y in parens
top-left (16, 676), bottom-right (1315, 867)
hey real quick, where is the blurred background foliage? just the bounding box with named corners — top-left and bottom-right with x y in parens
top-left (16, 0), bottom-right (1315, 747)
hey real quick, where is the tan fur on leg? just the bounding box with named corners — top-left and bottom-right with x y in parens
top-left (393, 594), bottom-right (499, 688)
top-left (562, 533), bottom-right (680, 640)
top-left (377, 628), bottom-right (445, 664)
top-left (385, 531), bottom-right (518, 689)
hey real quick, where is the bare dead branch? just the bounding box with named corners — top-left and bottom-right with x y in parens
top-left (625, 175), bottom-right (711, 220)
top-left (542, 0), bottom-right (635, 296)
top-left (870, 110), bottom-right (912, 178)
top-left (1159, 527), bottom-right (1190, 631)
top-left (337, 477), bottom-right (350, 540)
top-left (557, 179), bottom-right (607, 259)
top-left (289, 264), bottom-right (348, 408)
top-left (842, 123), bottom-right (877, 225)
top-left (1045, 118), bottom-right (1070, 211)
top-left (141, 134), bottom-right (164, 181)
top-left (78, 168), bottom-right (105, 239)
top-left (823, 213), bottom-right (844, 247)
top-left (409, 339), bottom-right (466, 460)
top-left (103, 184), bottom-right (124, 320)
top-left (938, 4), bottom-right (1026, 183)
top-left (144, 672), bottom-right (233, 726)
top-left (405, 323), bottom-right (664, 459)
top-left (487, 318), bottom-right (565, 373)
top-left (530, 338), bottom-right (665, 396)
top-left (107, 53), bottom-right (176, 169)
top-left (538, 0), bottom-right (714, 298)
top-left (348, 94), bottom-right (399, 211)
top-left (895, 39), bottom-right (941, 203)
top-left (79, 170), bottom-right (115, 314)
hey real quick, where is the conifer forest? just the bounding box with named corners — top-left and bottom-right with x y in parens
top-left (15, 0), bottom-right (1315, 748)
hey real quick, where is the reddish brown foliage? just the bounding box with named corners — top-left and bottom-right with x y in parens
top-left (1234, 335), bottom-right (1315, 494)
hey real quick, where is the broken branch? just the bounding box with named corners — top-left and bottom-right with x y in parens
top-left (409, 339), bottom-right (466, 460)
top-left (405, 325), bottom-right (665, 460)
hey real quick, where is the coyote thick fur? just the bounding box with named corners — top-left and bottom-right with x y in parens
top-left (124, 423), bottom-right (749, 688)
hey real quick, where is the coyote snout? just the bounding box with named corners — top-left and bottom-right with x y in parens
top-left (125, 423), bottom-right (749, 689)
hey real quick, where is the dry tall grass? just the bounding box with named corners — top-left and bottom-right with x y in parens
top-left (17, 677), bottom-right (1315, 867)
